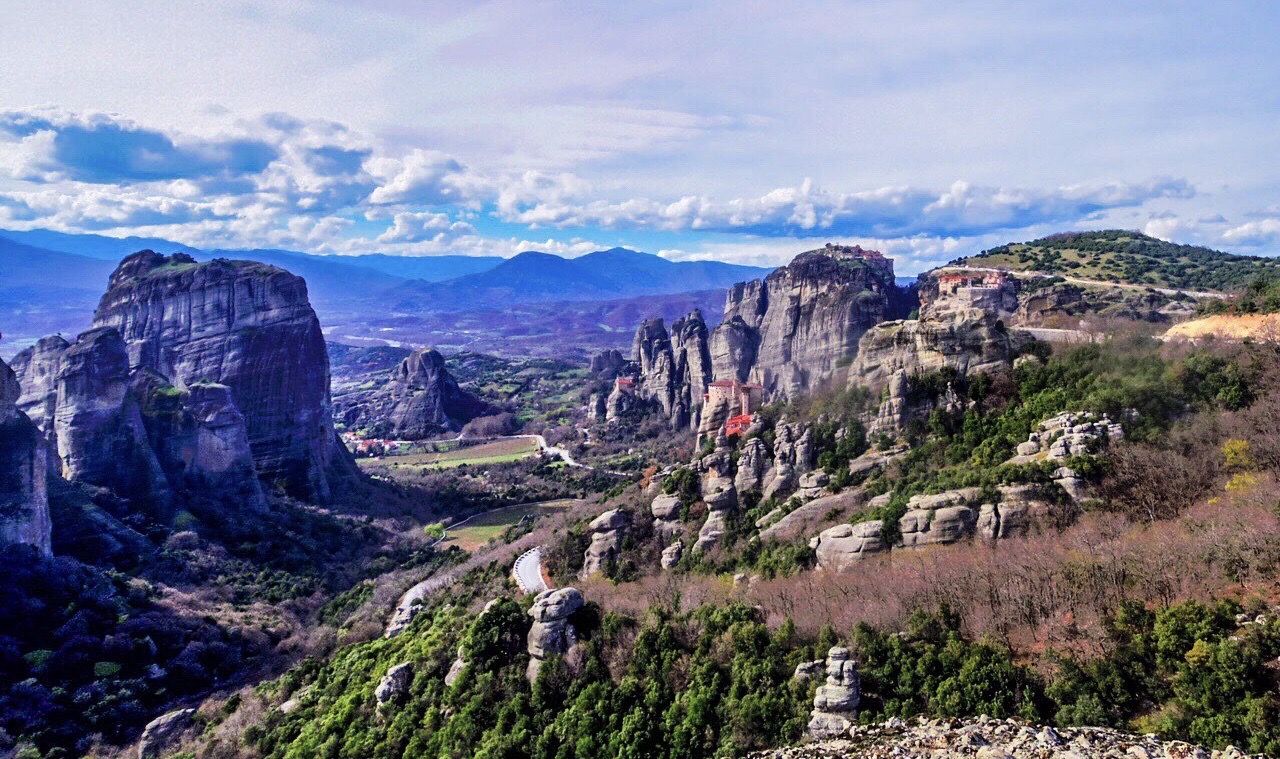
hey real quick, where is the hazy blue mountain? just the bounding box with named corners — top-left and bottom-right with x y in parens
top-left (0, 228), bottom-right (199, 260)
top-left (343, 253), bottom-right (503, 281)
top-left (202, 248), bottom-right (408, 305)
top-left (386, 248), bottom-right (772, 310)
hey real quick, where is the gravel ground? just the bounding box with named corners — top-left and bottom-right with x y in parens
top-left (750, 716), bottom-right (1263, 759)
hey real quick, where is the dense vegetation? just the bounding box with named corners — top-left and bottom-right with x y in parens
top-left (245, 582), bottom-right (1280, 759)
top-left (953, 230), bottom-right (1280, 291)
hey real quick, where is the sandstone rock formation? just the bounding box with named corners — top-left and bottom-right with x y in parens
top-left (53, 327), bottom-right (172, 508)
top-left (808, 646), bottom-right (861, 739)
top-left (10, 334), bottom-right (69, 456)
top-left (0, 355), bottom-right (51, 555)
top-left (851, 269), bottom-right (1030, 435)
top-left (734, 437), bottom-right (770, 493)
top-left (695, 443), bottom-right (738, 552)
top-left (588, 348), bottom-right (627, 380)
top-left (811, 521), bottom-right (886, 569)
top-left (526, 587), bottom-right (584, 681)
top-left (763, 422), bottom-right (813, 501)
top-left (93, 250), bottom-right (352, 501)
top-left (581, 509), bottom-right (630, 578)
top-left (661, 540), bottom-right (683, 569)
top-left (650, 493), bottom-right (683, 537)
top-left (336, 347), bottom-right (490, 439)
top-left (628, 310), bottom-right (713, 429)
top-left (713, 245), bottom-right (904, 401)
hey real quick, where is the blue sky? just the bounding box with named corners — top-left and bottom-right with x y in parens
top-left (0, 0), bottom-right (1277, 273)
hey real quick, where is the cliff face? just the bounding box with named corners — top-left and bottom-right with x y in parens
top-left (336, 347), bottom-right (491, 439)
top-left (0, 355), bottom-right (51, 555)
top-left (712, 245), bottom-right (904, 401)
top-left (92, 250), bottom-right (349, 501)
top-left (629, 310), bottom-right (713, 429)
top-left (10, 335), bottom-right (70, 458)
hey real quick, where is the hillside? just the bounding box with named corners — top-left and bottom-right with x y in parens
top-left (952, 230), bottom-right (1280, 292)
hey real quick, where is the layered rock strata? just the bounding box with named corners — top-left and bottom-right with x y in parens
top-left (808, 646), bottom-right (861, 739)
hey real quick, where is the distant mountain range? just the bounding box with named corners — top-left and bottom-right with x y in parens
top-left (0, 229), bottom-right (772, 357)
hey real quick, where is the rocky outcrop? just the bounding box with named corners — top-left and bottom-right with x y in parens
top-left (812, 485), bottom-right (1050, 569)
top-left (661, 540), bottom-right (683, 569)
top-left (133, 377), bottom-right (266, 512)
top-left (714, 245), bottom-right (904, 401)
top-left (526, 587), bottom-right (584, 681)
top-left (812, 521), bottom-right (886, 569)
top-left (336, 347), bottom-right (490, 439)
top-left (1010, 411), bottom-right (1124, 463)
top-left (138, 708), bottom-right (196, 759)
top-left (588, 349), bottom-right (627, 380)
top-left (807, 646), bottom-right (861, 739)
top-left (629, 310), bottom-right (713, 429)
top-left (53, 327), bottom-right (172, 508)
top-left (581, 509), bottom-right (629, 578)
top-left (0, 356), bottom-right (51, 555)
top-left (650, 493), bottom-right (683, 537)
top-left (734, 437), bottom-right (770, 493)
top-left (851, 270), bottom-right (1030, 435)
top-left (375, 662), bottom-right (413, 707)
top-left (694, 443), bottom-right (738, 552)
top-left (10, 334), bottom-right (69, 456)
top-left (763, 422), bottom-right (813, 501)
top-left (93, 250), bottom-right (351, 501)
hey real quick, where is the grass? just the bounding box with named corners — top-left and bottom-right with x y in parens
top-left (360, 437), bottom-right (540, 472)
top-left (443, 499), bottom-right (577, 551)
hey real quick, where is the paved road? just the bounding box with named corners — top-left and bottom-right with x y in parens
top-left (512, 547), bottom-right (549, 594)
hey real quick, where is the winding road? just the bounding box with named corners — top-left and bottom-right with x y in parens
top-left (512, 548), bottom-right (549, 594)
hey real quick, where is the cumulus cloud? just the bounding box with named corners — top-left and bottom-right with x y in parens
top-left (1223, 218), bottom-right (1280, 247)
top-left (500, 177), bottom-right (1195, 240)
top-left (376, 211), bottom-right (476, 243)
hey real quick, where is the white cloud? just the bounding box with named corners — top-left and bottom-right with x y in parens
top-left (1223, 218), bottom-right (1280, 247)
top-left (376, 210), bottom-right (475, 243)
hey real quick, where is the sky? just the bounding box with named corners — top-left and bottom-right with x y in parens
top-left (0, 0), bottom-right (1277, 273)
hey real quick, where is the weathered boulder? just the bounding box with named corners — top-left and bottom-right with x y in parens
top-left (138, 708), bottom-right (195, 759)
top-left (0, 356), bottom-right (51, 555)
top-left (444, 646), bottom-right (467, 686)
top-left (797, 470), bottom-right (831, 500)
top-left (92, 250), bottom-right (352, 501)
top-left (715, 245), bottom-right (904, 401)
top-left (581, 509), bottom-right (630, 578)
top-left (761, 488), bottom-right (864, 543)
top-left (650, 493), bottom-right (683, 536)
top-left (808, 646), bottom-right (861, 739)
top-left (793, 660), bottom-right (825, 681)
top-left (695, 466), bottom-right (737, 552)
top-left (375, 662), bottom-right (413, 707)
top-left (661, 540), bottom-right (684, 569)
top-left (813, 521), bottom-right (887, 569)
top-left (527, 587), bottom-right (584, 680)
top-left (899, 504), bottom-right (978, 548)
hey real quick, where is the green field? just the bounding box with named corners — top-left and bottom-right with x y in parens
top-left (362, 437), bottom-right (540, 472)
top-left (443, 499), bottom-right (577, 551)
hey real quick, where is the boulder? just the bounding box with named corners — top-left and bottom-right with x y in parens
top-left (650, 493), bottom-right (683, 537)
top-left (138, 708), bottom-right (196, 759)
top-left (661, 540), bottom-right (684, 569)
top-left (375, 662), bottom-right (413, 707)
top-left (899, 504), bottom-right (977, 548)
top-left (813, 521), bottom-right (887, 569)
top-left (797, 470), bottom-right (831, 500)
